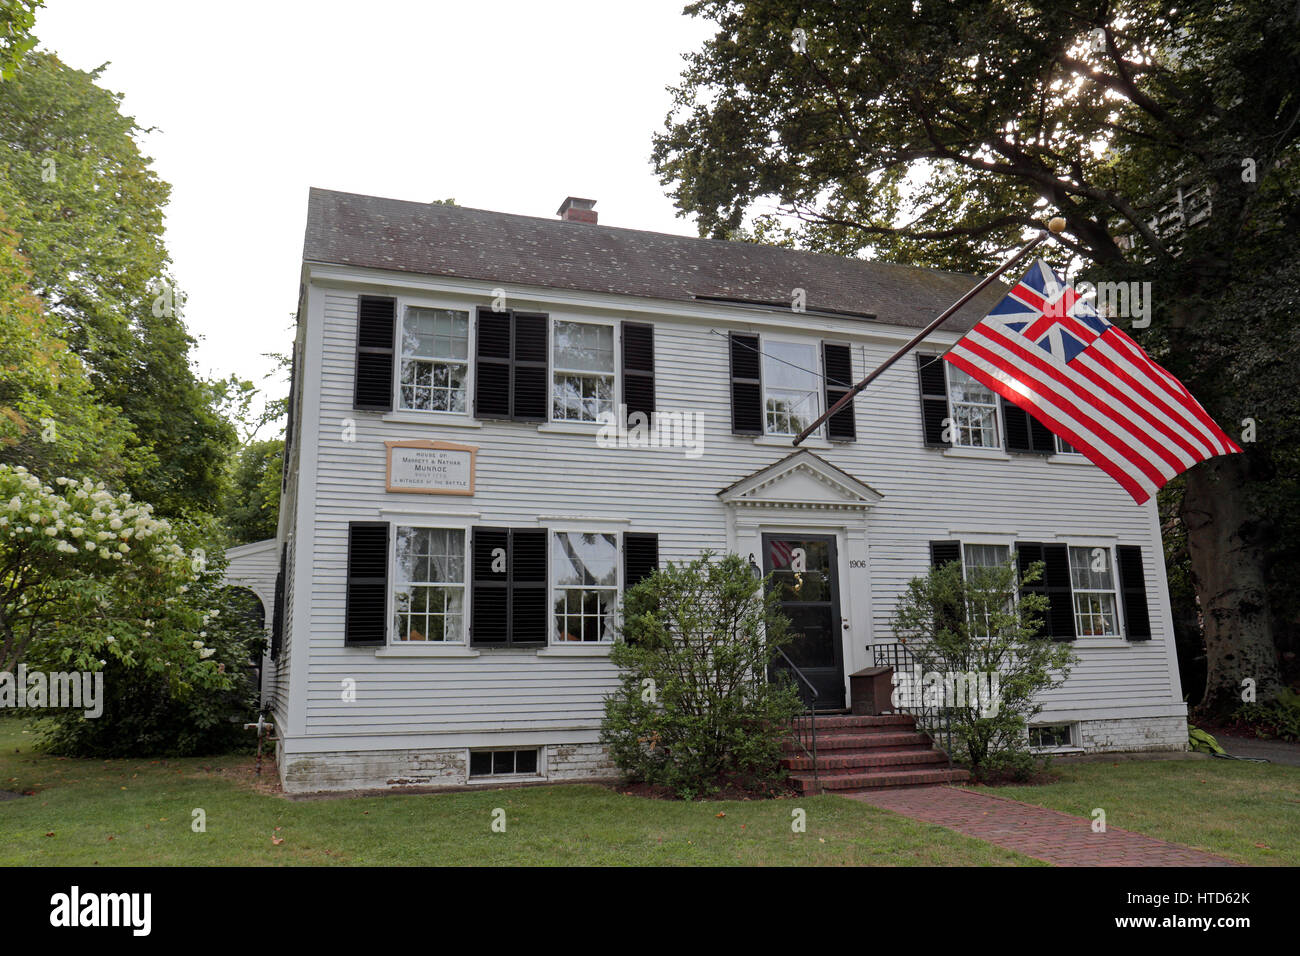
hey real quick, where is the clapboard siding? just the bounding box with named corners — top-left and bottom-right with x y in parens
top-left (284, 281), bottom-right (1182, 750)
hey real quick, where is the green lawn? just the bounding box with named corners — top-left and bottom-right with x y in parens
top-left (0, 720), bottom-right (1032, 866)
top-left (984, 756), bottom-right (1300, 866)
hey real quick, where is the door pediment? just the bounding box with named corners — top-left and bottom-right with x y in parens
top-left (718, 450), bottom-right (882, 512)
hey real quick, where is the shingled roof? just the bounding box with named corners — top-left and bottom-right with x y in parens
top-left (303, 187), bottom-right (1007, 331)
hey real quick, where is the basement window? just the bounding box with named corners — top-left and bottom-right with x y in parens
top-left (1028, 724), bottom-right (1075, 750)
top-left (469, 748), bottom-right (540, 778)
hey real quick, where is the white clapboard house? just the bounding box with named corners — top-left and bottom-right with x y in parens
top-left (231, 189), bottom-right (1188, 793)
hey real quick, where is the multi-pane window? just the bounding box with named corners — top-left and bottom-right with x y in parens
top-left (392, 527), bottom-right (466, 642)
top-left (1068, 546), bottom-right (1120, 637)
top-left (764, 341), bottom-right (821, 436)
top-left (398, 307), bottom-right (469, 412)
top-left (1029, 724), bottom-right (1074, 749)
top-left (469, 748), bottom-right (539, 777)
top-left (1056, 435), bottom-right (1081, 455)
top-left (553, 532), bottom-right (618, 642)
top-left (552, 321), bottom-right (614, 422)
top-left (947, 367), bottom-right (1000, 448)
top-left (963, 543), bottom-right (1011, 634)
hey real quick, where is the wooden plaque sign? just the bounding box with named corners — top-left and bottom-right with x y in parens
top-left (385, 440), bottom-right (476, 495)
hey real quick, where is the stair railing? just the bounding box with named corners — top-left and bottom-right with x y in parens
top-left (871, 641), bottom-right (954, 768)
top-left (775, 648), bottom-right (820, 791)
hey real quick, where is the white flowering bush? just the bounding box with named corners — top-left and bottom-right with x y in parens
top-left (0, 464), bottom-right (228, 691)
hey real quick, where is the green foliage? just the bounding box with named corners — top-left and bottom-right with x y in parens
top-left (220, 438), bottom-right (283, 545)
top-left (600, 552), bottom-right (803, 798)
top-left (36, 581), bottom-right (263, 757)
top-left (890, 559), bottom-right (1076, 781)
top-left (1234, 689), bottom-right (1300, 742)
top-left (0, 52), bottom-right (235, 516)
top-left (0, 1), bottom-right (39, 80)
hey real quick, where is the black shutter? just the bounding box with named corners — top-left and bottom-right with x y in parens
top-left (624, 533), bottom-right (659, 588)
top-left (512, 313), bottom-right (549, 421)
top-left (510, 529), bottom-right (548, 643)
top-left (822, 342), bottom-right (857, 441)
top-left (1017, 542), bottom-right (1075, 641)
top-left (916, 353), bottom-right (949, 446)
top-left (345, 522), bottom-right (389, 646)
top-left (622, 322), bottom-right (656, 421)
top-left (729, 332), bottom-right (763, 435)
top-left (270, 545), bottom-right (286, 661)
top-left (470, 527), bottom-right (509, 644)
top-left (475, 308), bottom-right (512, 420)
top-left (354, 296), bottom-right (396, 411)
top-left (471, 527), bottom-right (548, 646)
top-left (929, 540), bottom-right (965, 636)
top-left (1116, 545), bottom-right (1152, 641)
top-left (1001, 398), bottom-right (1055, 454)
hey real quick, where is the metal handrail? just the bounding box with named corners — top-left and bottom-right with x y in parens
top-left (775, 648), bottom-right (819, 791)
top-left (871, 642), bottom-right (955, 768)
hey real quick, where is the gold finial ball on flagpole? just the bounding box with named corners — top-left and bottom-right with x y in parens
top-left (1048, 217), bottom-right (1067, 234)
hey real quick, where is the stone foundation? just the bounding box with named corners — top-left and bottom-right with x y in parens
top-left (279, 742), bottom-right (616, 793)
top-left (1076, 715), bottom-right (1187, 753)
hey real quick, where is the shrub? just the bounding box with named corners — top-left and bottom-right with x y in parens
top-left (1232, 688), bottom-right (1300, 742)
top-left (889, 557), bottom-right (1077, 782)
top-left (600, 552), bottom-right (803, 798)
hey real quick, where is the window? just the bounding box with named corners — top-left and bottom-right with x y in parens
top-left (398, 307), bottom-right (469, 412)
top-left (469, 748), bottom-right (539, 777)
top-left (553, 531), bottom-right (618, 642)
top-left (392, 527), bottom-right (466, 642)
top-left (1029, 724), bottom-right (1074, 749)
top-left (1056, 435), bottom-right (1081, 455)
top-left (552, 321), bottom-right (614, 422)
top-left (963, 544), bottom-right (1011, 634)
top-left (764, 341), bottom-right (821, 436)
top-left (947, 366), bottom-right (1001, 448)
top-left (1068, 546), bottom-right (1120, 637)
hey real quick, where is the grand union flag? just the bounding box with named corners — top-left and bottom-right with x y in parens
top-left (945, 259), bottom-right (1241, 504)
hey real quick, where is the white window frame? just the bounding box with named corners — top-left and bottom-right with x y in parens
top-left (391, 298), bottom-right (474, 418)
top-left (945, 365), bottom-right (1002, 449)
top-left (761, 337), bottom-right (823, 439)
top-left (1055, 434), bottom-right (1082, 455)
top-left (960, 542), bottom-right (1014, 636)
top-left (1067, 544), bottom-right (1123, 638)
top-left (550, 317), bottom-right (617, 424)
top-left (549, 529), bottom-right (621, 645)
top-left (1028, 723), bottom-right (1077, 751)
top-left (388, 524), bottom-right (470, 645)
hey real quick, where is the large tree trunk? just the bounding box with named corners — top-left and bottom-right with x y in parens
top-left (1181, 454), bottom-right (1282, 714)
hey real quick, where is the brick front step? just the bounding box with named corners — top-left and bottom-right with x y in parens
top-left (791, 766), bottom-right (970, 793)
top-left (803, 714), bottom-right (914, 730)
top-left (781, 731), bottom-right (931, 752)
top-left (780, 746), bottom-right (947, 773)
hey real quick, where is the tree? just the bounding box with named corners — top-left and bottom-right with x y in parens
top-left (654, 0), bottom-right (1300, 713)
top-left (0, 2), bottom-right (39, 80)
top-left (221, 438), bottom-right (283, 545)
top-left (0, 52), bottom-right (235, 516)
top-left (601, 552), bottom-right (803, 798)
top-left (890, 557), bottom-right (1075, 780)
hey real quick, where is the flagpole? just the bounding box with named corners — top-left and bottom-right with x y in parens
top-left (792, 223), bottom-right (1062, 447)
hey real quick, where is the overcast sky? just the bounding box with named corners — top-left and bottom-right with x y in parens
top-left (34, 1), bottom-right (716, 412)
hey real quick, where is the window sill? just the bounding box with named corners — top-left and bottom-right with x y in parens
top-left (536, 644), bottom-right (614, 657)
top-left (536, 421), bottom-right (603, 436)
top-left (1072, 639), bottom-right (1138, 649)
top-left (375, 644), bottom-right (480, 657)
top-left (752, 435), bottom-right (832, 450)
top-left (1048, 454), bottom-right (1092, 466)
top-left (942, 446), bottom-right (1010, 461)
top-left (382, 411), bottom-right (481, 428)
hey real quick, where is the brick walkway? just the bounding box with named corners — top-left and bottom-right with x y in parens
top-left (848, 786), bottom-right (1240, 866)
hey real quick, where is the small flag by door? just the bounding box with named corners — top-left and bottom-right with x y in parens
top-left (945, 259), bottom-right (1241, 504)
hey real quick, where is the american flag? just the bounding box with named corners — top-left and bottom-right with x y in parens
top-left (945, 258), bottom-right (1241, 504)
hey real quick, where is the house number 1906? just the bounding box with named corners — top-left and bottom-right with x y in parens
top-left (849, 559), bottom-right (866, 568)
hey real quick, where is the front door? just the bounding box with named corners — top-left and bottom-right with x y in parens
top-left (763, 533), bottom-right (846, 710)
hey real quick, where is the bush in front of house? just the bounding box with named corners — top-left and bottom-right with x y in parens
top-left (889, 558), bottom-right (1077, 782)
top-left (600, 552), bottom-right (803, 799)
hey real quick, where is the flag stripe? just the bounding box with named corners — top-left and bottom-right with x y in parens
top-left (967, 326), bottom-right (1185, 480)
top-left (946, 351), bottom-right (1153, 502)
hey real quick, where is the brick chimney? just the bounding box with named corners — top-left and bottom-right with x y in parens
top-left (557, 196), bottom-right (597, 224)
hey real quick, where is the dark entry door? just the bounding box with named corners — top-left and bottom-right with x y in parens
top-left (763, 533), bottom-right (845, 710)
